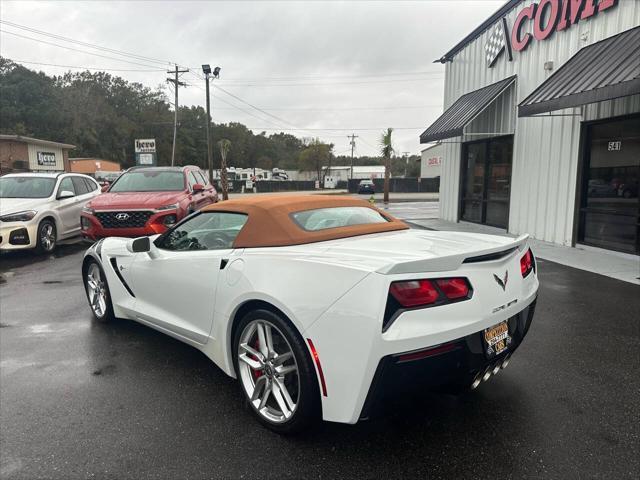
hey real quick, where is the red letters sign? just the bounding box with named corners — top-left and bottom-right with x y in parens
top-left (510, 0), bottom-right (618, 53)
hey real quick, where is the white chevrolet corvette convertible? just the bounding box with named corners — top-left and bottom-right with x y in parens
top-left (82, 195), bottom-right (539, 433)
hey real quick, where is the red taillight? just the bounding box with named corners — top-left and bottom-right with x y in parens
top-left (520, 248), bottom-right (534, 277)
top-left (435, 278), bottom-right (470, 299)
top-left (389, 277), bottom-right (471, 308)
top-left (389, 280), bottom-right (439, 307)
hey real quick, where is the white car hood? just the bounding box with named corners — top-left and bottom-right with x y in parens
top-left (0, 198), bottom-right (46, 216)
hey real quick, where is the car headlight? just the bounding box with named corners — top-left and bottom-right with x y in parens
top-left (157, 204), bottom-right (178, 211)
top-left (82, 206), bottom-right (95, 215)
top-left (0, 210), bottom-right (37, 222)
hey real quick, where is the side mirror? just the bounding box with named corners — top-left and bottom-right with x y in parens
top-left (192, 183), bottom-right (205, 193)
top-left (57, 190), bottom-right (75, 200)
top-left (127, 236), bottom-right (151, 253)
top-left (101, 185), bottom-right (109, 193)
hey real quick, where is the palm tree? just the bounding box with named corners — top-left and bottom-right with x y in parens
top-left (380, 128), bottom-right (394, 204)
top-left (217, 139), bottom-right (231, 200)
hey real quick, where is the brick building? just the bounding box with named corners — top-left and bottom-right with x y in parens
top-left (68, 158), bottom-right (121, 175)
top-left (0, 135), bottom-right (75, 174)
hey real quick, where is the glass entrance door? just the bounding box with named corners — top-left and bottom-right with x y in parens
top-left (461, 136), bottom-right (513, 228)
top-left (579, 116), bottom-right (639, 254)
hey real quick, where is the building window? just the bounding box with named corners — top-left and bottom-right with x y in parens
top-left (460, 136), bottom-right (513, 229)
top-left (578, 115), bottom-right (639, 255)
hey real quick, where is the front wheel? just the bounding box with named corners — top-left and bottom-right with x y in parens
top-left (35, 219), bottom-right (56, 254)
top-left (83, 261), bottom-right (114, 322)
top-left (233, 309), bottom-right (320, 434)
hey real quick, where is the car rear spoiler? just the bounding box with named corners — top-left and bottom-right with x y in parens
top-left (376, 234), bottom-right (530, 275)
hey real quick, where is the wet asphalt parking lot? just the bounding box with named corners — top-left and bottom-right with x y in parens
top-left (1, 216), bottom-right (639, 479)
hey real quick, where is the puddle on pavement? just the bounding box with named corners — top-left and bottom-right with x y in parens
top-left (0, 242), bottom-right (87, 272)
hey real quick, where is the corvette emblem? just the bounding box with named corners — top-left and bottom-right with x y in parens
top-left (493, 270), bottom-right (508, 291)
top-left (115, 213), bottom-right (130, 221)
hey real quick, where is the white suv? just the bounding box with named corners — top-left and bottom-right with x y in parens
top-left (0, 172), bottom-right (101, 253)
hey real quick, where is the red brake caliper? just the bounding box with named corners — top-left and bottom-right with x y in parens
top-left (252, 339), bottom-right (263, 380)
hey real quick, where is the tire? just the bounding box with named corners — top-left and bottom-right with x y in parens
top-left (83, 260), bottom-right (115, 323)
top-left (232, 309), bottom-right (321, 434)
top-left (35, 219), bottom-right (57, 254)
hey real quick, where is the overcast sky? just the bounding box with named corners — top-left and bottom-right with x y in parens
top-left (1, 0), bottom-right (502, 157)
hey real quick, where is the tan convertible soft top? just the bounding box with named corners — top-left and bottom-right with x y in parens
top-left (201, 194), bottom-right (408, 248)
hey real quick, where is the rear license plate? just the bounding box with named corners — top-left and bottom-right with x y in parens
top-left (484, 321), bottom-right (511, 356)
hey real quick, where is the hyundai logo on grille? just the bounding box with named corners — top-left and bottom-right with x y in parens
top-left (115, 213), bottom-right (130, 221)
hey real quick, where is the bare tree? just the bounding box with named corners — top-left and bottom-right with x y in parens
top-left (380, 128), bottom-right (394, 204)
top-left (217, 138), bottom-right (231, 200)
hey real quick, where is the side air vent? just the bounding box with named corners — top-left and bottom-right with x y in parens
top-left (109, 258), bottom-right (135, 297)
top-left (463, 247), bottom-right (518, 264)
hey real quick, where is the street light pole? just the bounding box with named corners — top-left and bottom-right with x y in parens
top-left (202, 65), bottom-right (220, 186)
top-left (204, 71), bottom-right (213, 185)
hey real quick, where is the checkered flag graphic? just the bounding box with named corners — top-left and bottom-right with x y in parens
top-left (485, 23), bottom-right (506, 67)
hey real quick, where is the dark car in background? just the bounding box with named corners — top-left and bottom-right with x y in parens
top-left (357, 179), bottom-right (375, 194)
top-left (81, 165), bottom-right (218, 240)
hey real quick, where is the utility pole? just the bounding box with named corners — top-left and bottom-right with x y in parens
top-left (403, 151), bottom-right (410, 177)
top-left (348, 134), bottom-right (358, 180)
top-left (167, 65), bottom-right (189, 166)
top-left (202, 65), bottom-right (220, 185)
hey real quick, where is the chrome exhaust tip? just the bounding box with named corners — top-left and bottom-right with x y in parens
top-left (501, 354), bottom-right (511, 369)
top-left (482, 366), bottom-right (492, 382)
top-left (471, 374), bottom-right (482, 389)
top-left (492, 364), bottom-right (500, 375)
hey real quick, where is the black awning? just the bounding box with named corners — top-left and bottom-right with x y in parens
top-left (519, 26), bottom-right (640, 117)
top-left (419, 76), bottom-right (516, 143)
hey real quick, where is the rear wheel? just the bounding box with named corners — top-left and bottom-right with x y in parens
top-left (233, 309), bottom-right (320, 434)
top-left (83, 261), bottom-right (114, 322)
top-left (35, 219), bottom-right (56, 254)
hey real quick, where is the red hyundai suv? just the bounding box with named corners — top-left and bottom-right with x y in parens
top-left (81, 165), bottom-right (218, 240)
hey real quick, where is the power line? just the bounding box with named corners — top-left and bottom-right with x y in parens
top-left (0, 19), bottom-right (172, 66)
top-left (0, 29), bottom-right (167, 70)
top-left (212, 105), bottom-right (442, 112)
top-left (189, 68), bottom-right (443, 81)
top-left (9, 59), bottom-right (165, 72)
top-left (186, 72), bottom-right (293, 131)
top-left (241, 127), bottom-right (425, 132)
top-left (2, 22), bottom-right (429, 145)
top-left (214, 77), bottom-right (443, 87)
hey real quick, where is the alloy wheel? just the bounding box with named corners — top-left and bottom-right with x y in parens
top-left (86, 263), bottom-right (107, 318)
top-left (237, 319), bottom-right (300, 423)
top-left (40, 223), bottom-right (55, 252)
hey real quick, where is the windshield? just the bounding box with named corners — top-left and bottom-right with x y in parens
top-left (291, 206), bottom-right (388, 231)
top-left (109, 170), bottom-right (185, 192)
top-left (0, 177), bottom-right (56, 198)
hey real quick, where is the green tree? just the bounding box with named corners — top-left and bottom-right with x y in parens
top-left (298, 139), bottom-right (334, 183)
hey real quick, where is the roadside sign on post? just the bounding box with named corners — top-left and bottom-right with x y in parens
top-left (135, 139), bottom-right (157, 166)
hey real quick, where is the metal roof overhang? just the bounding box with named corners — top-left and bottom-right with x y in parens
top-left (420, 76), bottom-right (516, 144)
top-left (519, 26), bottom-right (640, 117)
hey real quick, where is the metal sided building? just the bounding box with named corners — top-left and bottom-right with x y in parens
top-left (421, 0), bottom-right (639, 255)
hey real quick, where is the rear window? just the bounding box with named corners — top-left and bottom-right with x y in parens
top-left (291, 206), bottom-right (388, 231)
top-left (109, 170), bottom-right (185, 192)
